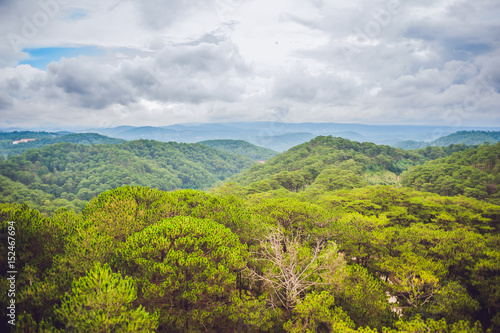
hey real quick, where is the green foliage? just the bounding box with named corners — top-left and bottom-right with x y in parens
top-left (0, 140), bottom-right (255, 215)
top-left (55, 262), bottom-right (158, 332)
top-left (335, 264), bottom-right (396, 330)
top-left (402, 142), bottom-right (500, 202)
top-left (118, 216), bottom-right (248, 332)
top-left (232, 136), bottom-right (428, 194)
top-left (199, 139), bottom-right (278, 161)
top-left (284, 291), bottom-right (359, 333)
top-left (3, 132), bottom-right (500, 332)
top-left (383, 315), bottom-right (483, 333)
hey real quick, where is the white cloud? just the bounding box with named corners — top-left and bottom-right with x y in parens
top-left (0, 0), bottom-right (499, 128)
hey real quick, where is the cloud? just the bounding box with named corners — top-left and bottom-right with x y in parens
top-left (0, 0), bottom-right (499, 128)
top-left (0, 37), bottom-right (252, 114)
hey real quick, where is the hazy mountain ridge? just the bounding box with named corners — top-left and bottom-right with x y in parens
top-left (394, 131), bottom-right (500, 149)
top-left (82, 122), bottom-right (500, 151)
top-left (4, 124), bottom-right (499, 153)
top-left (0, 132), bottom-right (125, 157)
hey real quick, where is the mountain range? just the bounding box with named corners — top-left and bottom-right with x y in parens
top-left (84, 122), bottom-right (500, 151)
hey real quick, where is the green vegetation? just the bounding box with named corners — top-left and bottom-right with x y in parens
top-left (2, 184), bottom-right (498, 332)
top-left (395, 130), bottom-right (500, 150)
top-left (55, 262), bottom-right (159, 332)
top-left (1, 135), bottom-right (499, 332)
top-left (402, 142), bottom-right (500, 202)
top-left (0, 140), bottom-right (254, 214)
top-left (198, 139), bottom-right (278, 161)
top-left (0, 132), bottom-right (125, 157)
top-left (231, 136), bottom-right (426, 193)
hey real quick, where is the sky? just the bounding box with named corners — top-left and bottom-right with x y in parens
top-left (0, 0), bottom-right (499, 129)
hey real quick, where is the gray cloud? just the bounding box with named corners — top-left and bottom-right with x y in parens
top-left (0, 0), bottom-right (499, 128)
top-left (133, 0), bottom-right (216, 29)
top-left (0, 38), bottom-right (251, 113)
top-left (0, 90), bottom-right (13, 109)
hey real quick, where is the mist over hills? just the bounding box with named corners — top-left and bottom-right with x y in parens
top-left (80, 122), bottom-right (500, 152)
top-left (394, 131), bottom-right (500, 150)
top-left (0, 132), bottom-right (125, 157)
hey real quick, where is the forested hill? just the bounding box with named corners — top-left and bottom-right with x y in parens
top-left (395, 130), bottom-right (500, 150)
top-left (198, 139), bottom-right (278, 161)
top-left (0, 140), bottom-right (254, 214)
top-left (0, 131), bottom-right (125, 156)
top-left (402, 142), bottom-right (500, 202)
top-left (230, 136), bottom-right (432, 193)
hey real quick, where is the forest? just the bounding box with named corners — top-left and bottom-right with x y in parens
top-left (0, 140), bottom-right (254, 214)
top-left (0, 132), bottom-right (125, 157)
top-left (0, 134), bottom-right (499, 332)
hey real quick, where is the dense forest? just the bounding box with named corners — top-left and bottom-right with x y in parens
top-left (0, 132), bottom-right (125, 157)
top-left (0, 140), bottom-right (254, 214)
top-left (230, 136), bottom-right (471, 194)
top-left (0, 134), bottom-right (499, 332)
top-left (402, 143), bottom-right (500, 202)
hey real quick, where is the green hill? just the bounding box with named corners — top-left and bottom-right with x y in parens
top-left (230, 136), bottom-right (428, 193)
top-left (0, 140), bottom-right (254, 214)
top-left (394, 130), bottom-right (500, 149)
top-left (198, 139), bottom-right (278, 161)
top-left (0, 132), bottom-right (125, 157)
top-left (1, 136), bottom-right (499, 331)
top-left (402, 142), bottom-right (500, 201)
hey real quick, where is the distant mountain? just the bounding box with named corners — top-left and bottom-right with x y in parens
top-left (0, 140), bottom-right (255, 214)
top-left (394, 130), bottom-right (500, 149)
top-left (105, 126), bottom-right (179, 141)
top-left (249, 132), bottom-right (317, 152)
top-left (87, 122), bottom-right (500, 151)
top-left (198, 139), bottom-right (278, 161)
top-left (0, 132), bottom-right (125, 157)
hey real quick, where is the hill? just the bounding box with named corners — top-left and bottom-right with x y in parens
top-left (0, 132), bottom-right (125, 157)
top-left (402, 142), bottom-right (500, 202)
top-left (198, 139), bottom-right (278, 161)
top-left (1, 136), bottom-right (499, 331)
top-left (0, 140), bottom-right (254, 214)
top-left (394, 130), bottom-right (500, 149)
top-left (230, 136), bottom-right (428, 193)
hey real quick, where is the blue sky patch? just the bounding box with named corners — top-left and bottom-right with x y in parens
top-left (18, 46), bottom-right (102, 69)
top-left (64, 9), bottom-right (88, 20)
